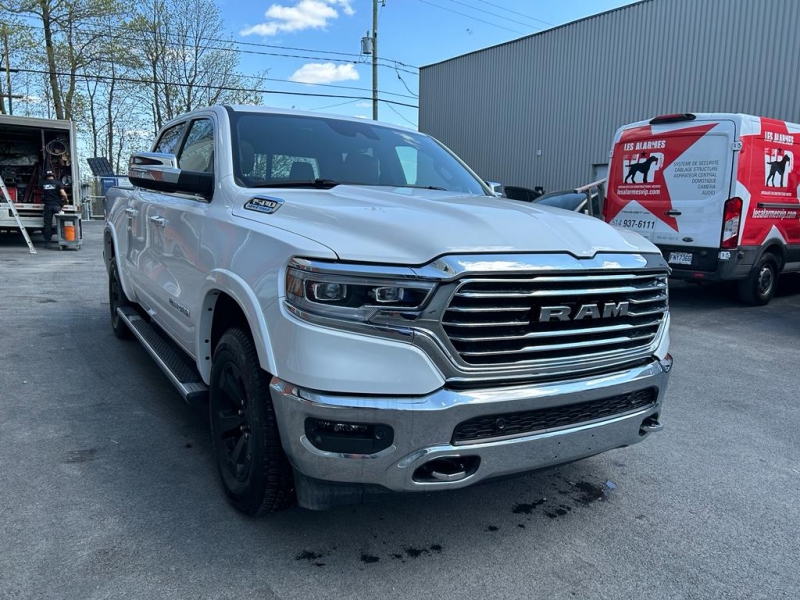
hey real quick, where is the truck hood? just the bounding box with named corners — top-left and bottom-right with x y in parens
top-left (231, 185), bottom-right (659, 264)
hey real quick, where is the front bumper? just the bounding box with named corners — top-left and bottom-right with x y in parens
top-left (270, 356), bottom-right (672, 510)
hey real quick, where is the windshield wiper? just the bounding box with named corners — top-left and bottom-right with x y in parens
top-left (250, 178), bottom-right (341, 189)
top-left (394, 184), bottom-right (448, 191)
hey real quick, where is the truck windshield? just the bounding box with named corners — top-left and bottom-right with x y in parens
top-left (231, 112), bottom-right (489, 195)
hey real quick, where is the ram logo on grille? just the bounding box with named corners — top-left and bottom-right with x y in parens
top-left (538, 301), bottom-right (629, 322)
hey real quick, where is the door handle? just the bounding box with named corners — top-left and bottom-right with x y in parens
top-left (149, 215), bottom-right (166, 227)
top-left (664, 209), bottom-right (682, 216)
top-left (124, 207), bottom-right (137, 218)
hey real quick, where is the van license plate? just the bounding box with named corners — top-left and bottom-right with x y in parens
top-left (668, 252), bottom-right (693, 266)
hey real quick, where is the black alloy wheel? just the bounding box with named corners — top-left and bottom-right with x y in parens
top-left (214, 362), bottom-right (254, 487)
top-left (209, 328), bottom-right (294, 515)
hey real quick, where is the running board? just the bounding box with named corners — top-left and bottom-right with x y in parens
top-left (117, 307), bottom-right (208, 405)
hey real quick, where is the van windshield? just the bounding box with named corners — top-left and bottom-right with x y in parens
top-left (230, 112), bottom-right (489, 195)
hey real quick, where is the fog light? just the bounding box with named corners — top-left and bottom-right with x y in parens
top-left (305, 418), bottom-right (394, 454)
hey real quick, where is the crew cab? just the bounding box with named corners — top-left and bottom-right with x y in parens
top-left (104, 105), bottom-right (672, 514)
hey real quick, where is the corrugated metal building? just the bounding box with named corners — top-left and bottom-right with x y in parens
top-left (418, 0), bottom-right (800, 192)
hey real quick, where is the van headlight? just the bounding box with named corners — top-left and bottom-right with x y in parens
top-left (285, 262), bottom-right (436, 323)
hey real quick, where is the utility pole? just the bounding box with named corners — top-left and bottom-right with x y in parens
top-left (372, 0), bottom-right (378, 120)
top-left (2, 25), bottom-right (11, 115)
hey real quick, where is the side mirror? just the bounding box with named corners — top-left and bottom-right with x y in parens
top-left (128, 152), bottom-right (213, 198)
top-left (485, 181), bottom-right (504, 197)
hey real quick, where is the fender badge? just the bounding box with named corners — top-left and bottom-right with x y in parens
top-left (244, 195), bottom-right (284, 214)
top-left (682, 237), bottom-right (694, 243)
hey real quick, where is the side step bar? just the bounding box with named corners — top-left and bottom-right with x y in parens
top-left (117, 306), bottom-right (209, 405)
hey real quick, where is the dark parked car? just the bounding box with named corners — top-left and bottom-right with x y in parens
top-left (503, 185), bottom-right (545, 202)
top-left (534, 180), bottom-right (606, 218)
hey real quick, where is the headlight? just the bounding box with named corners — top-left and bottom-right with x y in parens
top-left (286, 265), bottom-right (436, 323)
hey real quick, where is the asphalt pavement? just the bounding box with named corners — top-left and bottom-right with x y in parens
top-left (1, 222), bottom-right (798, 600)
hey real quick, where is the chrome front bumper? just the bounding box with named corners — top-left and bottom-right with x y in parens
top-left (270, 357), bottom-right (672, 510)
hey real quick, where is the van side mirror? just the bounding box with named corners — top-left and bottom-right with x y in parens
top-left (128, 152), bottom-right (213, 198)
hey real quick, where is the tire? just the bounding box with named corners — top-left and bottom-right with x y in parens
top-left (738, 253), bottom-right (778, 306)
top-left (108, 261), bottom-right (133, 339)
top-left (209, 328), bottom-right (295, 515)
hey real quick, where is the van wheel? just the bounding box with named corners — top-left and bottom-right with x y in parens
top-left (108, 261), bottom-right (133, 339)
top-left (738, 254), bottom-right (778, 306)
top-left (210, 328), bottom-right (295, 515)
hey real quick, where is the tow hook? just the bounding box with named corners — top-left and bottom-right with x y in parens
top-left (639, 416), bottom-right (663, 436)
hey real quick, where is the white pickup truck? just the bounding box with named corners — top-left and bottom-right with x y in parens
top-left (104, 105), bottom-right (672, 514)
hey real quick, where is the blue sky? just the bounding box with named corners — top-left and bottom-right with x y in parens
top-left (220, 0), bottom-right (639, 127)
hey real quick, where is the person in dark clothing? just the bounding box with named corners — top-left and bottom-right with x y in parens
top-left (42, 170), bottom-right (68, 248)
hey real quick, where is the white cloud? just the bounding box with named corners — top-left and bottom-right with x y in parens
top-left (289, 62), bottom-right (359, 84)
top-left (241, 0), bottom-right (354, 36)
top-left (356, 101), bottom-right (371, 107)
top-left (332, 0), bottom-right (354, 16)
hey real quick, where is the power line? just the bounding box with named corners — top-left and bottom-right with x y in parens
top-left (307, 99), bottom-right (361, 111)
top-left (394, 67), bottom-right (418, 98)
top-left (12, 67), bottom-right (420, 108)
top-left (447, 0), bottom-right (542, 31)
top-left (80, 54), bottom-right (418, 100)
top-left (475, 0), bottom-right (554, 27)
top-left (232, 24), bottom-right (416, 68)
top-left (12, 21), bottom-right (420, 73)
top-left (382, 101), bottom-right (417, 127)
top-left (10, 38), bottom-right (417, 100)
top-left (8, 22), bottom-right (420, 101)
top-left (414, 0), bottom-right (527, 35)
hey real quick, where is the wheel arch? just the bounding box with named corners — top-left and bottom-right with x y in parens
top-left (757, 240), bottom-right (786, 271)
top-left (103, 226), bottom-right (117, 271)
top-left (104, 225), bottom-right (135, 300)
top-left (197, 270), bottom-right (277, 384)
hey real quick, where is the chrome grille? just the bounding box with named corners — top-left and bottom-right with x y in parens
top-left (442, 271), bottom-right (668, 367)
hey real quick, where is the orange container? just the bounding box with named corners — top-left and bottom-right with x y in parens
top-left (64, 223), bottom-right (76, 241)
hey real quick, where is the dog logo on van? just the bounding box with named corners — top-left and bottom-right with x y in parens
top-left (623, 152), bottom-right (662, 184)
top-left (764, 149), bottom-right (793, 187)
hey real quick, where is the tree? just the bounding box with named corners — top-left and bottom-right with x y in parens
top-left (0, 0), bottom-right (123, 120)
top-left (129, 0), bottom-right (265, 132)
top-left (0, 19), bottom-right (36, 115)
top-left (2, 0), bottom-right (266, 176)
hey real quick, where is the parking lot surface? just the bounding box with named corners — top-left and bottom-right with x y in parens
top-left (1, 223), bottom-right (799, 600)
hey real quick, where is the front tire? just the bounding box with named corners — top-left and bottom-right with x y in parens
top-left (738, 253), bottom-right (778, 306)
top-left (210, 328), bottom-right (295, 515)
top-left (108, 261), bottom-right (133, 339)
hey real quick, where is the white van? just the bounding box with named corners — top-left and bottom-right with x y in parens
top-left (604, 113), bottom-right (800, 305)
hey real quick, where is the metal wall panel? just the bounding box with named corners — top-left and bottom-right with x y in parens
top-left (419, 0), bottom-right (800, 192)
